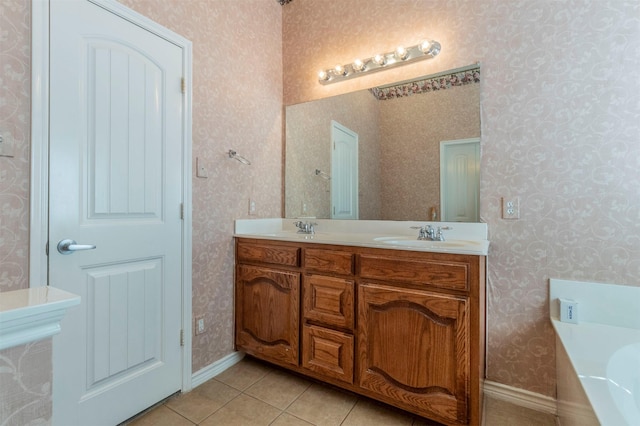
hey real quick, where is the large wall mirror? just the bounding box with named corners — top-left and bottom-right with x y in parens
top-left (285, 64), bottom-right (481, 222)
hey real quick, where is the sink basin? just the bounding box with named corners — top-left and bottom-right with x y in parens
top-left (257, 231), bottom-right (322, 240)
top-left (380, 239), bottom-right (481, 250)
top-left (373, 236), bottom-right (407, 242)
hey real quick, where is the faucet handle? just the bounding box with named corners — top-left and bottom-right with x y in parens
top-left (434, 226), bottom-right (451, 241)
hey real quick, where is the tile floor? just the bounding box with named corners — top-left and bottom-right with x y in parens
top-left (125, 357), bottom-right (557, 426)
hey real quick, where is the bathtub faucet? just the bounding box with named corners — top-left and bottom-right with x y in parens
top-left (294, 221), bottom-right (317, 234)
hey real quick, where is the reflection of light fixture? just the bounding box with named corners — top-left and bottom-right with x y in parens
top-left (395, 46), bottom-right (408, 60)
top-left (373, 54), bottom-right (386, 66)
top-left (318, 38), bottom-right (441, 85)
top-left (353, 59), bottom-right (365, 72)
top-left (419, 39), bottom-right (440, 56)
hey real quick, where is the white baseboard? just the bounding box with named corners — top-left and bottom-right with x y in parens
top-left (191, 351), bottom-right (245, 388)
top-left (484, 380), bottom-right (557, 416)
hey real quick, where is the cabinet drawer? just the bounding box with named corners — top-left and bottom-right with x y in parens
top-left (302, 325), bottom-right (354, 384)
top-left (303, 275), bottom-right (354, 330)
top-left (359, 254), bottom-right (469, 291)
top-left (237, 240), bottom-right (299, 267)
top-left (304, 248), bottom-right (353, 275)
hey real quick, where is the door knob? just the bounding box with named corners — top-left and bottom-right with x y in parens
top-left (57, 239), bottom-right (97, 255)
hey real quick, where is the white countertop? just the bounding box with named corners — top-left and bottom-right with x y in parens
top-left (0, 286), bottom-right (80, 350)
top-left (235, 218), bottom-right (489, 256)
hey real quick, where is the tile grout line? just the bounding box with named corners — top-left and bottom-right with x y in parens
top-left (194, 377), bottom-right (263, 425)
top-left (163, 404), bottom-right (198, 426)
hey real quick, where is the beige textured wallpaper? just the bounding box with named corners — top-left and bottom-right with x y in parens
top-left (2, 0), bottom-right (638, 403)
top-left (0, 340), bottom-right (52, 425)
top-left (0, 0), bottom-right (30, 292)
top-left (283, 0), bottom-right (640, 396)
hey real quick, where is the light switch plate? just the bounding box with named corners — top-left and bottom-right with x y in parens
top-left (0, 132), bottom-right (15, 157)
top-left (196, 157), bottom-right (208, 178)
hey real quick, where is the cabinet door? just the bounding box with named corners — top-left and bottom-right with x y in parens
top-left (236, 265), bottom-right (300, 366)
top-left (358, 283), bottom-right (469, 424)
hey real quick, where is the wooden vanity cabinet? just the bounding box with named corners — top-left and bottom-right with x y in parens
top-left (235, 241), bottom-right (301, 367)
top-left (234, 238), bottom-right (485, 426)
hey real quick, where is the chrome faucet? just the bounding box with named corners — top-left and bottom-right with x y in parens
top-left (411, 225), bottom-right (435, 240)
top-left (411, 225), bottom-right (451, 241)
top-left (294, 221), bottom-right (317, 234)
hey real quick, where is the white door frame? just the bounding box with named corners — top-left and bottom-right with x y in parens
top-left (29, 0), bottom-right (193, 392)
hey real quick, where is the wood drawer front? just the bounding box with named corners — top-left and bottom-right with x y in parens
top-left (304, 248), bottom-right (353, 275)
top-left (302, 325), bottom-right (354, 384)
top-left (237, 240), bottom-right (299, 267)
top-left (359, 254), bottom-right (469, 291)
top-left (303, 275), bottom-right (354, 330)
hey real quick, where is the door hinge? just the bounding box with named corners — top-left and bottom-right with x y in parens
top-left (45, 241), bottom-right (49, 256)
top-left (180, 329), bottom-right (184, 346)
top-left (181, 78), bottom-right (186, 94)
top-left (180, 203), bottom-right (184, 220)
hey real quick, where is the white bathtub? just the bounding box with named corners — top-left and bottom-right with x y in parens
top-left (550, 279), bottom-right (640, 426)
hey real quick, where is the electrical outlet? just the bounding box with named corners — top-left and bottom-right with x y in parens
top-left (196, 157), bottom-right (208, 178)
top-left (249, 198), bottom-right (256, 215)
top-left (196, 317), bottom-right (205, 335)
top-left (501, 197), bottom-right (520, 219)
top-left (559, 299), bottom-right (578, 324)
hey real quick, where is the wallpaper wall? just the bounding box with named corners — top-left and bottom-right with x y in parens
top-left (0, 0), bottom-right (30, 292)
top-left (1, 0), bottom-right (638, 405)
top-left (0, 340), bottom-right (52, 425)
top-left (284, 0), bottom-right (640, 396)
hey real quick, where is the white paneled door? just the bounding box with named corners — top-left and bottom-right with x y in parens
top-left (331, 121), bottom-right (359, 220)
top-left (440, 138), bottom-right (480, 222)
top-left (49, 1), bottom-right (184, 424)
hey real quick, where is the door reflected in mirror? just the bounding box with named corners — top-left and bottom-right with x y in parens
top-left (285, 65), bottom-right (481, 222)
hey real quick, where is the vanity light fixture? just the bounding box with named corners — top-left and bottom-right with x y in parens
top-left (318, 39), bottom-right (441, 85)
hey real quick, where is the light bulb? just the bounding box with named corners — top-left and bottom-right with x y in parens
top-left (395, 46), bottom-right (408, 60)
top-left (334, 64), bottom-right (346, 76)
top-left (318, 70), bottom-right (329, 81)
top-left (419, 40), bottom-right (432, 54)
top-left (353, 59), bottom-right (365, 72)
top-left (373, 54), bottom-right (386, 66)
